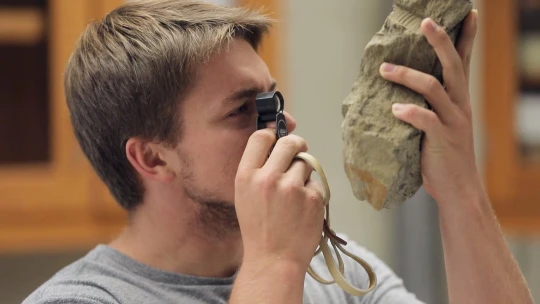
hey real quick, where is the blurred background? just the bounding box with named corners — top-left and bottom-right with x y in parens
top-left (0, 0), bottom-right (539, 303)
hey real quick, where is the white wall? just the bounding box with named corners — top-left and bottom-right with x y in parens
top-left (284, 0), bottom-right (397, 266)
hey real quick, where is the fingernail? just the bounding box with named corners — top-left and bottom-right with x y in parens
top-left (266, 121), bottom-right (276, 128)
top-left (381, 62), bottom-right (397, 73)
top-left (392, 103), bottom-right (405, 114)
top-left (427, 18), bottom-right (439, 32)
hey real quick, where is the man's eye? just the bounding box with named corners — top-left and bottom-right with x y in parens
top-left (229, 103), bottom-right (250, 117)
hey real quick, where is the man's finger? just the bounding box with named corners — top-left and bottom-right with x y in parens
top-left (237, 128), bottom-right (276, 172)
top-left (391, 103), bottom-right (441, 134)
top-left (283, 111), bottom-right (296, 133)
top-left (265, 111), bottom-right (296, 133)
top-left (265, 134), bottom-right (308, 172)
top-left (285, 159), bottom-right (313, 185)
top-left (304, 179), bottom-right (325, 208)
top-left (380, 63), bottom-right (459, 125)
top-left (456, 10), bottom-right (478, 87)
top-left (420, 18), bottom-right (467, 103)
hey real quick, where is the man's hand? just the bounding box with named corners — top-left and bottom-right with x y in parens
top-left (229, 127), bottom-right (325, 304)
top-left (380, 10), bottom-right (534, 304)
top-left (235, 130), bottom-right (325, 267)
top-left (379, 11), bottom-right (481, 204)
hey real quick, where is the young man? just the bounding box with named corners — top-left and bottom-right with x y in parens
top-left (24, 0), bottom-right (533, 303)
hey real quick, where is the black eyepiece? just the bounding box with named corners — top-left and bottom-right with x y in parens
top-left (255, 91), bottom-right (288, 139)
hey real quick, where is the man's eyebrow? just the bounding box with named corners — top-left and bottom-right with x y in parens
top-left (223, 80), bottom-right (278, 105)
top-left (269, 80), bottom-right (277, 91)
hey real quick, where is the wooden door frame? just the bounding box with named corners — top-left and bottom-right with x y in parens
top-left (0, 0), bottom-right (126, 254)
top-left (481, 0), bottom-right (540, 234)
top-left (237, 0), bottom-right (286, 95)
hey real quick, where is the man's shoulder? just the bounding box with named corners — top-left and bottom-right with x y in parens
top-left (22, 246), bottom-right (126, 304)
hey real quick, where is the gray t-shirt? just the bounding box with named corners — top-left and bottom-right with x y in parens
top-left (23, 234), bottom-right (423, 304)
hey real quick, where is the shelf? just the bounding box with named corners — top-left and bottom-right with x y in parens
top-left (519, 5), bottom-right (540, 31)
top-left (521, 144), bottom-right (540, 162)
top-left (0, 8), bottom-right (46, 45)
top-left (0, 217), bottom-right (126, 254)
top-left (520, 77), bottom-right (540, 92)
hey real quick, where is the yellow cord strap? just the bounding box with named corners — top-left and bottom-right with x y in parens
top-left (294, 152), bottom-right (378, 296)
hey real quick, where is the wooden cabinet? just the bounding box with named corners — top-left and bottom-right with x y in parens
top-left (0, 0), bottom-right (283, 254)
top-left (482, 0), bottom-right (540, 234)
top-left (238, 0), bottom-right (285, 91)
top-left (0, 0), bottom-right (127, 254)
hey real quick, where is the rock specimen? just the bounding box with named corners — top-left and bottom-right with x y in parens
top-left (341, 0), bottom-right (473, 210)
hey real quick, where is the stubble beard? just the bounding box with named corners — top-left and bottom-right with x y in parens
top-left (178, 150), bottom-right (240, 241)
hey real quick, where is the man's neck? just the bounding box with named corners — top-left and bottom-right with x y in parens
top-left (109, 199), bottom-right (243, 278)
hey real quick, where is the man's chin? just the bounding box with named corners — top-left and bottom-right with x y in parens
top-left (182, 183), bottom-right (239, 239)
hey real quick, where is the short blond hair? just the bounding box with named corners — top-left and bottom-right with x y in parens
top-left (65, 0), bottom-right (272, 209)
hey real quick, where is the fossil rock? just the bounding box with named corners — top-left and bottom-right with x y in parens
top-left (341, 0), bottom-right (473, 210)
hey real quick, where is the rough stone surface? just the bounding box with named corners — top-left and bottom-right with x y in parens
top-left (341, 0), bottom-right (473, 210)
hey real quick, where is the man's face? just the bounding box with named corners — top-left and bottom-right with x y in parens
top-left (167, 38), bottom-right (281, 236)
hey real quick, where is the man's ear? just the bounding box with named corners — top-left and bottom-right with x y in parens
top-left (125, 138), bottom-right (175, 182)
